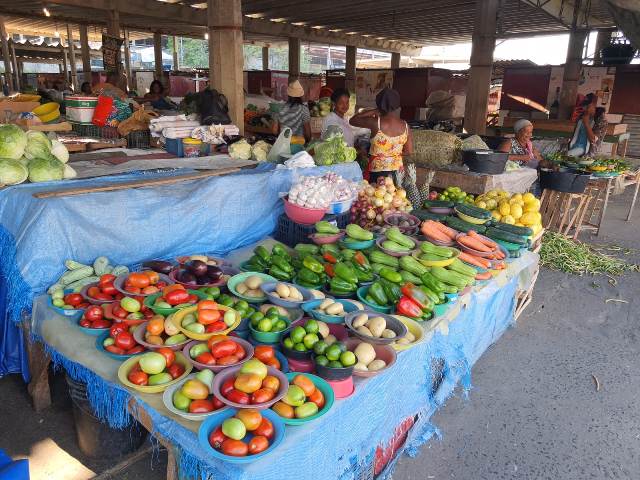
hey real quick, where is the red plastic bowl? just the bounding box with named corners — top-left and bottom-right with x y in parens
top-left (283, 197), bottom-right (327, 225)
top-left (326, 376), bottom-right (354, 399)
top-left (182, 338), bottom-right (254, 372)
top-left (211, 365), bottom-right (288, 410)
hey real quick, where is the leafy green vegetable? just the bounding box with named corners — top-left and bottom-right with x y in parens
top-left (27, 155), bottom-right (64, 182)
top-left (0, 158), bottom-right (28, 185)
top-left (313, 132), bottom-right (357, 166)
top-left (50, 139), bottom-right (69, 163)
top-left (0, 124), bottom-right (27, 160)
top-left (24, 131), bottom-right (52, 160)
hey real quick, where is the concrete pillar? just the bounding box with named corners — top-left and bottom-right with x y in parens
top-left (262, 46), bottom-right (269, 71)
top-left (208, 0), bottom-right (244, 133)
top-left (10, 41), bottom-right (19, 91)
top-left (559, 29), bottom-right (588, 120)
top-left (123, 30), bottom-right (133, 90)
top-left (79, 24), bottom-right (91, 82)
top-left (154, 32), bottom-right (163, 81)
top-left (593, 28), bottom-right (614, 66)
top-left (345, 45), bottom-right (356, 91)
top-left (107, 6), bottom-right (121, 74)
top-left (463, 0), bottom-right (498, 135)
top-left (391, 52), bottom-right (400, 69)
top-left (0, 17), bottom-right (14, 91)
top-left (288, 37), bottom-right (300, 77)
top-left (172, 36), bottom-right (179, 71)
top-left (60, 35), bottom-right (69, 85)
top-left (66, 25), bottom-right (78, 91)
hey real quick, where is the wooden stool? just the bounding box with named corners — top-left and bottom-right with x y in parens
top-left (540, 189), bottom-right (590, 238)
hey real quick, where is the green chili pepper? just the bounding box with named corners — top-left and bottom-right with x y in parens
top-left (368, 282), bottom-right (388, 306)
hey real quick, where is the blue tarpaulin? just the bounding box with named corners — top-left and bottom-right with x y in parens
top-left (0, 162), bottom-right (362, 379)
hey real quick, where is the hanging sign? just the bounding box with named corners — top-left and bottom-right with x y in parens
top-left (102, 34), bottom-right (123, 72)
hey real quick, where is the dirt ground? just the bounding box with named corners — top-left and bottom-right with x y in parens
top-left (1, 186), bottom-right (639, 480)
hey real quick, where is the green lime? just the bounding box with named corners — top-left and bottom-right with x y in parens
top-left (250, 316), bottom-right (261, 328)
top-left (290, 326), bottom-right (306, 344)
top-left (315, 355), bottom-right (329, 367)
top-left (234, 300), bottom-right (249, 311)
top-left (340, 351), bottom-right (356, 367)
top-left (218, 295), bottom-right (233, 307)
top-left (235, 306), bottom-right (247, 317)
top-left (250, 311), bottom-right (264, 323)
top-left (313, 341), bottom-right (328, 356)
top-left (283, 337), bottom-right (294, 349)
top-left (206, 286), bottom-right (220, 298)
top-left (328, 360), bottom-right (343, 368)
top-left (273, 319), bottom-right (287, 331)
top-left (245, 307), bottom-right (256, 318)
top-left (325, 344), bottom-right (342, 361)
top-left (266, 307), bottom-right (280, 318)
top-left (257, 318), bottom-right (273, 332)
top-left (294, 343), bottom-right (307, 352)
top-left (304, 319), bottom-right (319, 334)
top-left (303, 333), bottom-right (319, 349)
top-left (335, 341), bottom-right (347, 353)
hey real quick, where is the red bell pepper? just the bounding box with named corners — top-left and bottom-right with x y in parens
top-left (396, 296), bottom-right (423, 318)
top-left (401, 283), bottom-right (433, 310)
top-left (323, 252), bottom-right (338, 264)
top-left (353, 251), bottom-right (369, 268)
top-left (324, 263), bottom-right (335, 277)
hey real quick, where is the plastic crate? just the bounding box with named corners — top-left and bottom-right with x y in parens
top-left (273, 211), bottom-right (350, 247)
top-left (165, 138), bottom-right (211, 157)
top-left (126, 130), bottom-right (151, 149)
top-left (70, 122), bottom-right (120, 140)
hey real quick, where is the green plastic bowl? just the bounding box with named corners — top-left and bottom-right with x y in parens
top-left (143, 289), bottom-right (209, 316)
top-left (227, 272), bottom-right (276, 303)
top-left (433, 297), bottom-right (451, 317)
top-left (339, 238), bottom-right (375, 250)
top-left (273, 373), bottom-right (335, 425)
top-left (356, 286), bottom-right (393, 314)
top-left (249, 316), bottom-right (291, 343)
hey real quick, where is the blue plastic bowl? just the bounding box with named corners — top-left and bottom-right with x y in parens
top-left (356, 286), bottom-right (393, 314)
top-left (339, 238), bottom-right (375, 251)
top-left (301, 299), bottom-right (359, 324)
top-left (260, 282), bottom-right (314, 309)
top-left (77, 319), bottom-right (110, 336)
top-left (198, 409), bottom-right (286, 463)
top-left (444, 292), bottom-right (458, 303)
top-left (47, 291), bottom-right (84, 321)
top-left (95, 332), bottom-right (144, 360)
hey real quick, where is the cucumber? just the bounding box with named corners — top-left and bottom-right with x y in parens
top-left (93, 256), bottom-right (111, 276)
top-left (60, 266), bottom-right (94, 285)
top-left (455, 203), bottom-right (492, 220)
top-left (491, 221), bottom-right (533, 237)
top-left (444, 216), bottom-right (487, 234)
top-left (485, 226), bottom-right (529, 246)
top-left (423, 200), bottom-right (455, 209)
top-left (47, 282), bottom-right (64, 295)
top-left (412, 209), bottom-right (447, 222)
top-left (64, 259), bottom-right (91, 270)
top-left (112, 265), bottom-right (130, 276)
top-left (448, 258), bottom-right (478, 277)
top-left (67, 275), bottom-right (100, 292)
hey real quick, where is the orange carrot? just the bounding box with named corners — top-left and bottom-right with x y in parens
top-left (468, 230), bottom-right (498, 249)
top-left (430, 221), bottom-right (458, 240)
top-left (458, 235), bottom-right (492, 253)
top-left (475, 271), bottom-right (492, 281)
top-left (494, 249), bottom-right (505, 260)
top-left (458, 251), bottom-right (491, 269)
top-left (421, 221), bottom-right (452, 243)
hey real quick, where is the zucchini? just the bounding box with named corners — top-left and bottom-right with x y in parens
top-left (64, 259), bottom-right (91, 270)
top-left (420, 241), bottom-right (454, 258)
top-left (455, 203), bottom-right (492, 220)
top-left (485, 226), bottom-right (528, 246)
top-left (60, 266), bottom-right (94, 285)
top-left (400, 270), bottom-right (423, 285)
top-left (448, 258), bottom-right (478, 277)
top-left (369, 249), bottom-right (400, 269)
top-left (382, 240), bottom-right (411, 253)
top-left (386, 227), bottom-right (416, 249)
top-left (444, 216), bottom-right (487, 234)
top-left (423, 200), bottom-right (455, 208)
top-left (112, 265), bottom-right (130, 276)
top-left (419, 253), bottom-right (450, 262)
top-left (412, 209), bottom-right (447, 222)
top-left (491, 222), bottom-right (533, 237)
top-left (68, 275), bottom-right (100, 292)
top-left (398, 255), bottom-right (429, 277)
top-left (93, 256), bottom-right (110, 276)
top-left (430, 266), bottom-right (472, 289)
top-left (370, 262), bottom-right (387, 274)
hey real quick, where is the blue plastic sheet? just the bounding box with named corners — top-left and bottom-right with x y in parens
top-left (0, 162), bottom-right (362, 378)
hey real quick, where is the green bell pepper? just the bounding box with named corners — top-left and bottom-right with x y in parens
top-left (379, 267), bottom-right (403, 284)
top-left (302, 255), bottom-right (324, 274)
top-left (271, 255), bottom-right (293, 273)
top-left (320, 243), bottom-right (341, 256)
top-left (379, 278), bottom-right (402, 303)
top-left (272, 244), bottom-right (290, 261)
top-left (400, 270), bottom-right (423, 285)
top-left (354, 266), bottom-right (374, 283)
top-left (294, 243), bottom-right (320, 256)
top-left (315, 220), bottom-right (340, 234)
top-left (268, 265), bottom-right (292, 281)
top-left (254, 245), bottom-right (272, 263)
top-left (368, 282), bottom-right (389, 306)
top-left (340, 248), bottom-right (356, 260)
top-left (329, 277), bottom-right (357, 294)
top-left (335, 262), bottom-right (358, 285)
top-left (297, 267), bottom-right (321, 285)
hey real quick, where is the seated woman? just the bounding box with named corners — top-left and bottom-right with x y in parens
top-left (271, 80), bottom-right (311, 143)
top-left (321, 88), bottom-right (354, 146)
top-left (497, 119), bottom-right (543, 168)
top-left (567, 101), bottom-right (596, 157)
top-left (142, 80), bottom-right (177, 110)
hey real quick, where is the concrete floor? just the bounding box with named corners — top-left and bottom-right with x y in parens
top-left (1, 188), bottom-right (639, 480)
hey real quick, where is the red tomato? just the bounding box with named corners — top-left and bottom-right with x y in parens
top-left (162, 284), bottom-right (185, 296)
top-left (156, 281), bottom-right (167, 289)
top-left (208, 426), bottom-right (226, 449)
top-left (205, 321), bottom-right (226, 333)
top-left (77, 303), bottom-right (90, 309)
top-left (253, 346), bottom-right (275, 362)
top-left (165, 289), bottom-right (190, 306)
top-left (254, 418), bottom-right (274, 439)
top-left (156, 347), bottom-right (176, 367)
top-left (250, 388), bottom-right (275, 404)
top-left (91, 319), bottom-right (111, 329)
top-left (198, 309), bottom-right (221, 325)
top-left (105, 345), bottom-right (126, 356)
top-left (143, 310), bottom-right (154, 319)
top-left (210, 340), bottom-right (237, 359)
top-left (63, 293), bottom-right (83, 307)
top-left (167, 363), bottom-right (185, 379)
top-left (101, 282), bottom-right (117, 296)
top-left (99, 274), bottom-right (116, 286)
top-left (212, 396), bottom-right (225, 410)
top-left (187, 294), bottom-right (198, 304)
top-left (248, 435), bottom-right (270, 454)
top-left (87, 286), bottom-right (101, 298)
top-left (126, 286), bottom-right (141, 295)
top-left (195, 352), bottom-right (217, 365)
top-left (127, 345), bottom-right (145, 355)
top-left (221, 439), bottom-right (248, 457)
top-left (114, 331), bottom-right (136, 350)
top-left (226, 389), bottom-right (250, 405)
top-left (188, 399), bottom-right (214, 413)
top-left (128, 272), bottom-right (151, 288)
top-left (142, 286), bottom-right (159, 295)
top-left (93, 292), bottom-right (114, 301)
top-left (198, 300), bottom-right (218, 311)
top-left (85, 305), bottom-right (103, 322)
top-left (220, 378), bottom-right (235, 396)
top-left (127, 370), bottom-right (148, 385)
top-left (142, 270), bottom-right (160, 284)
top-left (115, 292), bottom-right (124, 300)
top-left (112, 304), bottom-right (128, 319)
top-left (234, 343), bottom-right (246, 360)
top-left (216, 355), bottom-right (240, 366)
top-left (79, 318), bottom-right (91, 328)
top-left (110, 323), bottom-right (127, 339)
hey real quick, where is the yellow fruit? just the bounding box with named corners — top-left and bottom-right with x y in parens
top-left (486, 191), bottom-right (498, 198)
top-left (533, 212), bottom-right (542, 223)
top-left (499, 203), bottom-right (511, 216)
top-left (497, 190), bottom-right (508, 197)
top-left (486, 199), bottom-right (497, 210)
top-left (502, 215), bottom-right (516, 225)
top-left (510, 204), bottom-right (523, 220)
top-left (519, 212), bottom-right (536, 225)
top-left (531, 223), bottom-right (542, 235)
top-left (511, 193), bottom-right (523, 203)
top-left (476, 200), bottom-right (487, 209)
top-left (523, 198), bottom-right (541, 212)
top-left (522, 192), bottom-right (536, 203)
top-left (515, 222), bottom-right (525, 227)
top-left (491, 211), bottom-right (502, 221)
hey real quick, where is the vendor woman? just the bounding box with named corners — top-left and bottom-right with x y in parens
top-left (497, 119), bottom-right (543, 168)
top-left (321, 88), bottom-right (354, 146)
top-left (349, 87), bottom-right (412, 183)
top-left (272, 80), bottom-right (311, 142)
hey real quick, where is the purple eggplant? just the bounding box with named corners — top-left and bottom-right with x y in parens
top-left (142, 260), bottom-right (173, 274)
top-left (206, 265), bottom-right (223, 281)
top-left (176, 269), bottom-right (196, 285)
top-left (185, 259), bottom-right (208, 277)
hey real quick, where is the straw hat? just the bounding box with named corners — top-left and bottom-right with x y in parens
top-left (287, 80), bottom-right (304, 98)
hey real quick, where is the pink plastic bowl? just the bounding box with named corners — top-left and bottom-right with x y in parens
top-left (284, 197), bottom-right (327, 225)
top-left (326, 376), bottom-right (354, 399)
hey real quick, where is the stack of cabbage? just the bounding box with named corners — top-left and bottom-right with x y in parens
top-left (313, 132), bottom-right (357, 166)
top-left (0, 124), bottom-right (76, 185)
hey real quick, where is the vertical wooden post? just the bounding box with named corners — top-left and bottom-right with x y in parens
top-left (345, 45), bottom-right (356, 91)
top-left (66, 24), bottom-right (78, 91)
top-left (9, 41), bottom-right (19, 91)
top-left (60, 35), bottom-right (69, 86)
top-left (262, 46), bottom-right (269, 71)
top-left (463, 0), bottom-right (498, 135)
top-left (559, 29), bottom-right (587, 120)
top-left (79, 24), bottom-right (91, 83)
top-left (106, 4), bottom-right (121, 75)
top-left (172, 35), bottom-right (179, 71)
top-left (390, 52), bottom-right (400, 69)
top-left (0, 17), bottom-right (14, 91)
top-left (154, 32), bottom-right (163, 81)
top-left (208, 0), bottom-right (244, 134)
top-left (288, 37), bottom-right (300, 78)
top-left (123, 29), bottom-right (133, 90)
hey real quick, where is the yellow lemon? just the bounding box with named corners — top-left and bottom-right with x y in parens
top-left (522, 192), bottom-right (536, 203)
top-left (486, 199), bottom-right (498, 210)
top-left (510, 204), bottom-right (523, 220)
top-left (499, 202), bottom-right (511, 216)
top-left (476, 200), bottom-right (487, 209)
top-left (491, 210), bottom-right (502, 221)
top-left (524, 198), bottom-right (541, 212)
top-left (502, 215), bottom-right (516, 225)
top-left (511, 193), bottom-right (523, 203)
top-left (520, 212), bottom-right (537, 226)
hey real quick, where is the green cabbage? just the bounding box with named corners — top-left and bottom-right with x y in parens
top-left (314, 132), bottom-right (357, 165)
top-left (24, 131), bottom-right (52, 160)
top-left (229, 139), bottom-right (252, 160)
top-left (0, 158), bottom-right (28, 185)
top-left (50, 139), bottom-right (69, 163)
top-left (27, 155), bottom-right (64, 182)
top-left (0, 124), bottom-right (27, 160)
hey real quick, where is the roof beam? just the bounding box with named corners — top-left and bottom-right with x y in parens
top-left (46, 0), bottom-right (422, 54)
top-left (519, 0), bottom-right (613, 29)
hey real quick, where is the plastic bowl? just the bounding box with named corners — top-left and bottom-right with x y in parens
top-left (183, 338), bottom-right (254, 373)
top-left (455, 209), bottom-right (490, 225)
top-left (132, 320), bottom-right (191, 351)
top-left (47, 290), bottom-right (84, 320)
top-left (433, 297), bottom-right (452, 317)
top-left (309, 231), bottom-right (345, 245)
top-left (326, 376), bottom-right (355, 399)
top-left (375, 237), bottom-right (416, 257)
top-left (412, 248), bottom-right (459, 268)
top-left (328, 197), bottom-right (355, 215)
top-left (76, 317), bottom-right (111, 336)
top-left (344, 310), bottom-right (408, 345)
top-left (260, 282), bottom-right (313, 309)
top-left (117, 351), bottom-right (192, 394)
top-left (212, 365), bottom-right (288, 409)
top-left (338, 238), bottom-right (375, 250)
top-left (227, 272), bottom-right (277, 303)
top-left (356, 286), bottom-right (393, 314)
top-left (171, 305), bottom-right (241, 341)
top-left (273, 373), bottom-right (335, 425)
top-left (322, 287), bottom-right (357, 300)
top-left (275, 351), bottom-right (289, 373)
top-left (283, 197), bottom-right (327, 225)
top-left (198, 409), bottom-right (285, 463)
top-left (113, 273), bottom-right (174, 297)
top-left (286, 357), bottom-right (315, 373)
top-left (383, 212), bottom-right (420, 228)
top-left (301, 299), bottom-right (360, 324)
top-left (343, 338), bottom-right (397, 378)
top-left (96, 332), bottom-right (145, 360)
top-left (249, 317), bottom-right (291, 344)
top-left (143, 289), bottom-right (209, 316)
top-left (279, 337), bottom-right (313, 361)
top-left (162, 373), bottom-right (228, 421)
top-left (312, 354), bottom-right (354, 381)
top-left (80, 282), bottom-right (117, 306)
top-left (391, 316), bottom-right (425, 351)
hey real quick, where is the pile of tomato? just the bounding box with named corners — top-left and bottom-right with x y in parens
top-left (252, 345), bottom-right (282, 370)
top-left (188, 337), bottom-right (247, 367)
top-left (219, 359), bottom-right (280, 406)
top-left (58, 292), bottom-right (90, 310)
top-left (79, 305), bottom-right (111, 330)
top-left (122, 270), bottom-right (167, 296)
top-left (86, 274), bottom-right (124, 302)
top-left (208, 409), bottom-right (275, 457)
top-left (127, 349), bottom-right (185, 386)
top-left (102, 323), bottom-right (145, 356)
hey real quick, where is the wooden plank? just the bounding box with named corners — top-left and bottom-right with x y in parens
top-left (33, 168), bottom-right (241, 198)
top-left (26, 121), bottom-right (73, 132)
top-left (502, 117), bottom-right (627, 135)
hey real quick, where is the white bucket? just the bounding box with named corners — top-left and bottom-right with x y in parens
top-left (66, 96), bottom-right (97, 124)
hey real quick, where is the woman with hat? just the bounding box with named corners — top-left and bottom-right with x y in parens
top-left (497, 119), bottom-right (543, 168)
top-left (349, 87), bottom-right (413, 182)
top-left (272, 79), bottom-right (311, 142)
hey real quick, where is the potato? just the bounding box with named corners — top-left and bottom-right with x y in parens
top-left (354, 362), bottom-right (368, 371)
top-left (352, 313), bottom-right (369, 329)
top-left (246, 289), bottom-right (263, 297)
top-left (368, 359), bottom-right (387, 371)
top-left (381, 329), bottom-right (396, 339)
top-left (356, 325), bottom-right (373, 337)
top-left (405, 331), bottom-right (416, 342)
top-left (276, 283), bottom-right (290, 299)
top-left (325, 302), bottom-right (344, 316)
top-left (245, 275), bottom-right (263, 290)
top-left (319, 299), bottom-right (334, 311)
top-left (324, 334), bottom-right (337, 345)
top-left (366, 316), bottom-right (386, 337)
top-left (317, 321), bottom-right (330, 339)
top-left (271, 292), bottom-right (281, 298)
top-left (354, 342), bottom-right (376, 365)
top-left (288, 286), bottom-right (302, 301)
top-left (236, 282), bottom-right (249, 294)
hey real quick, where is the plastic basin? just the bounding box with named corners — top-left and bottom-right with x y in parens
top-left (412, 248), bottom-right (459, 268)
top-left (375, 237), bottom-right (416, 257)
top-left (343, 338), bottom-right (396, 378)
top-left (211, 365), bottom-right (288, 409)
top-left (182, 338), bottom-right (254, 373)
top-left (338, 238), bottom-right (375, 250)
top-left (249, 317), bottom-right (290, 344)
top-left (171, 305), bottom-right (241, 341)
top-left (47, 290), bottom-right (84, 320)
top-left (356, 286), bottom-right (392, 314)
top-left (76, 318), bottom-right (111, 336)
top-left (113, 273), bottom-right (174, 297)
top-left (272, 373), bottom-right (335, 425)
top-left (227, 272), bottom-right (276, 303)
top-left (308, 231), bottom-right (345, 245)
top-left (117, 352), bottom-right (192, 394)
top-left (132, 320), bottom-right (191, 351)
top-left (327, 197), bottom-right (354, 215)
top-left (96, 332), bottom-right (145, 360)
top-left (433, 297), bottom-right (452, 317)
top-left (391, 316), bottom-right (425, 351)
top-left (143, 289), bottom-right (209, 316)
top-left (162, 373), bottom-right (228, 421)
top-left (283, 197), bottom-right (327, 225)
top-left (80, 282), bottom-right (116, 306)
top-left (301, 299), bottom-right (359, 324)
top-left (260, 282), bottom-right (313, 309)
top-left (344, 310), bottom-right (408, 345)
top-left (326, 376), bottom-right (355, 398)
